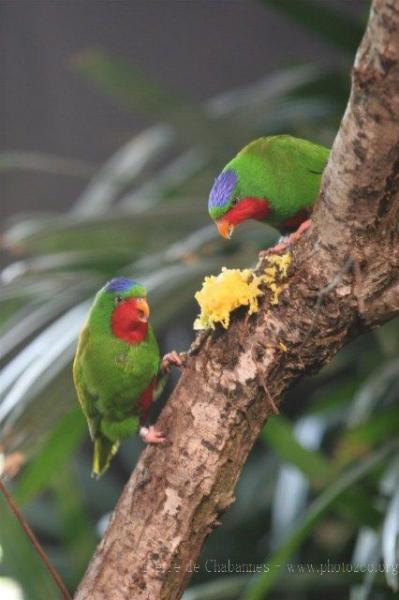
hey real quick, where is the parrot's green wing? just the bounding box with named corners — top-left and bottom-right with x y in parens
top-left (72, 323), bottom-right (100, 441)
top-left (233, 135), bottom-right (330, 224)
top-left (73, 324), bottom-right (120, 477)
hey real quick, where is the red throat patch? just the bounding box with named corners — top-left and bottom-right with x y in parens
top-left (226, 197), bottom-right (270, 226)
top-left (111, 298), bottom-right (148, 344)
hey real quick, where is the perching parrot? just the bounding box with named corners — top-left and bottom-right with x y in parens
top-left (73, 277), bottom-right (181, 477)
top-left (208, 135), bottom-right (330, 252)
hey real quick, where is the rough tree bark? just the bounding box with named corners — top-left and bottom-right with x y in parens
top-left (75, 1), bottom-right (399, 598)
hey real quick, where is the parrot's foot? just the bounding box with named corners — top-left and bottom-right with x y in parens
top-left (260, 219), bottom-right (313, 257)
top-left (139, 425), bottom-right (166, 444)
top-left (287, 218), bottom-right (312, 245)
top-left (161, 350), bottom-right (187, 373)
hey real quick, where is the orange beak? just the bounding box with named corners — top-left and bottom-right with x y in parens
top-left (135, 297), bottom-right (150, 322)
top-left (216, 219), bottom-right (235, 240)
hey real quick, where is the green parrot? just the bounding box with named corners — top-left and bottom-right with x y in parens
top-left (73, 277), bottom-right (181, 477)
top-left (208, 135), bottom-right (330, 252)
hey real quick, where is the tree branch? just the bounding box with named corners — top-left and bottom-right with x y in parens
top-left (75, 1), bottom-right (399, 598)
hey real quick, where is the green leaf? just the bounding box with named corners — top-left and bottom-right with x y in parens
top-left (261, 0), bottom-right (364, 53)
top-left (243, 441), bottom-right (397, 599)
top-left (0, 304), bottom-right (88, 443)
top-left (52, 465), bottom-right (97, 588)
top-left (72, 126), bottom-right (174, 216)
top-left (337, 405), bottom-right (399, 464)
top-left (14, 409), bottom-right (87, 505)
top-left (2, 204), bottom-right (208, 255)
top-left (0, 490), bottom-right (63, 599)
top-left (73, 49), bottom-right (185, 115)
top-left (263, 416), bottom-right (330, 484)
top-left (346, 358), bottom-right (399, 426)
top-left (264, 416), bottom-right (381, 527)
top-left (382, 486), bottom-right (399, 591)
top-left (0, 151), bottom-right (94, 176)
top-left (184, 576), bottom-right (247, 600)
top-left (72, 50), bottom-right (214, 143)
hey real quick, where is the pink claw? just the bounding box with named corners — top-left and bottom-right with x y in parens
top-left (139, 425), bottom-right (166, 444)
top-left (288, 218), bottom-right (312, 244)
top-left (161, 350), bottom-right (184, 372)
top-left (262, 238), bottom-right (290, 256)
top-left (260, 219), bottom-right (312, 257)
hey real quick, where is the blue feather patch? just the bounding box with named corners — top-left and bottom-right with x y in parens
top-left (105, 277), bottom-right (138, 293)
top-left (208, 169), bottom-right (237, 211)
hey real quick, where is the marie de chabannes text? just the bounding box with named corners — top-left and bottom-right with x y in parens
top-left (153, 560), bottom-right (399, 576)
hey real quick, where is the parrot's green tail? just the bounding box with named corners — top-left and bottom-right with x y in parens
top-left (92, 436), bottom-right (119, 478)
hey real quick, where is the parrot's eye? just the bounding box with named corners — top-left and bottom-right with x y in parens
top-left (232, 197), bottom-right (239, 207)
top-left (115, 296), bottom-right (123, 305)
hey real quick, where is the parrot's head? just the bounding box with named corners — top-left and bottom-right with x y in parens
top-left (92, 277), bottom-right (151, 344)
top-left (208, 167), bottom-right (270, 239)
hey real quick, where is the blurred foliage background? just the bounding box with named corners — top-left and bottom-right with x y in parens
top-left (1, 1), bottom-right (399, 599)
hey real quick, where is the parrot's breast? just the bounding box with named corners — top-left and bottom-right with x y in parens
top-left (81, 327), bottom-right (160, 418)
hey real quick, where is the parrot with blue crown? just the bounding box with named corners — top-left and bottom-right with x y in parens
top-left (73, 277), bottom-right (181, 477)
top-left (208, 135), bottom-right (329, 252)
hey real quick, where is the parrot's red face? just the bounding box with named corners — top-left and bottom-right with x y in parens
top-left (216, 197), bottom-right (270, 239)
top-left (111, 296), bottom-right (150, 344)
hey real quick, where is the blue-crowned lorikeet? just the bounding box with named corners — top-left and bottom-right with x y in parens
top-left (73, 277), bottom-right (182, 478)
top-left (208, 135), bottom-right (330, 252)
